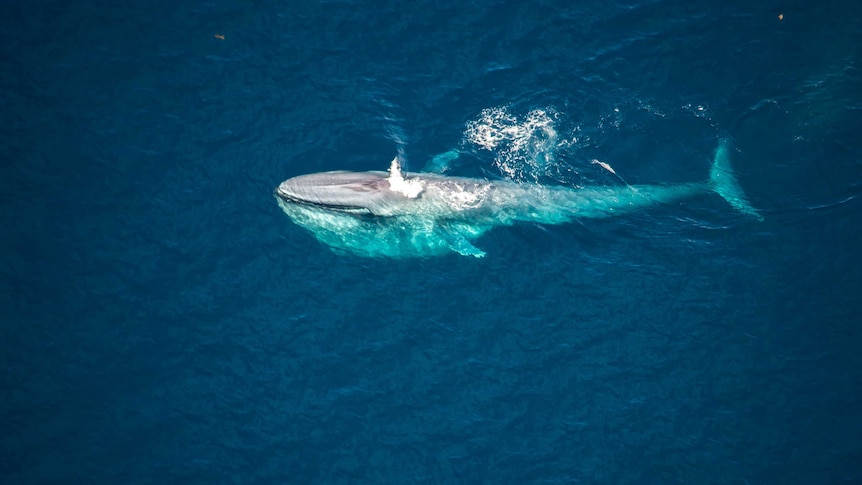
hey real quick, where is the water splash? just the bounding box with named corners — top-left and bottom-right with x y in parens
top-left (387, 157), bottom-right (423, 198)
top-left (464, 106), bottom-right (561, 182)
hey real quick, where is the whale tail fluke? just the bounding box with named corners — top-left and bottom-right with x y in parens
top-left (710, 139), bottom-right (763, 221)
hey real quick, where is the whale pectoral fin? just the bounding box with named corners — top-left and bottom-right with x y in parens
top-left (422, 150), bottom-right (460, 173)
top-left (436, 226), bottom-right (485, 258)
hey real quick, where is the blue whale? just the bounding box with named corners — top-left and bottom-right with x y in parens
top-left (275, 139), bottom-right (760, 258)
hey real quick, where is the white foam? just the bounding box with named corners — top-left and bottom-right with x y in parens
top-left (464, 106), bottom-right (559, 181)
top-left (387, 157), bottom-right (424, 198)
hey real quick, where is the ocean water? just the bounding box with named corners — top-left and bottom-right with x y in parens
top-left (2, 0), bottom-right (862, 483)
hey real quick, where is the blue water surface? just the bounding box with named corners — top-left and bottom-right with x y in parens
top-left (2, 0), bottom-right (862, 483)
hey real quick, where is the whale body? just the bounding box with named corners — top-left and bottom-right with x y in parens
top-left (275, 139), bottom-right (760, 258)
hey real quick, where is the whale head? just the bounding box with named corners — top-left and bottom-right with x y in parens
top-left (275, 170), bottom-right (415, 216)
top-left (275, 168), bottom-right (491, 258)
top-left (276, 158), bottom-right (429, 217)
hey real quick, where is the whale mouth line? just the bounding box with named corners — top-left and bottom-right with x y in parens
top-left (275, 189), bottom-right (373, 214)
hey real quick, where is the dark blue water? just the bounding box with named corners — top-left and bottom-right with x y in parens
top-left (3, 0), bottom-right (862, 483)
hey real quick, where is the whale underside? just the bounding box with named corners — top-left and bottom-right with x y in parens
top-left (275, 140), bottom-right (760, 258)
